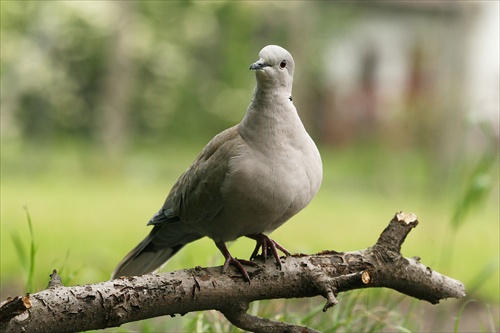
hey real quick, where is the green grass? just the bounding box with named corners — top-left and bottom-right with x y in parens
top-left (1, 140), bottom-right (498, 331)
top-left (9, 206), bottom-right (36, 293)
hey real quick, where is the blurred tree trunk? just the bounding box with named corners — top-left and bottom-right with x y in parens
top-left (97, 1), bottom-right (137, 155)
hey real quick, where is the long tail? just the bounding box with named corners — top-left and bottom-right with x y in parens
top-left (112, 225), bottom-right (201, 279)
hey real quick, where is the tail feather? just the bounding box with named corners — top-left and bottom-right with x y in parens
top-left (112, 245), bottom-right (181, 279)
top-left (111, 225), bottom-right (201, 279)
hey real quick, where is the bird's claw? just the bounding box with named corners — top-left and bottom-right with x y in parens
top-left (216, 241), bottom-right (257, 283)
top-left (247, 233), bottom-right (290, 269)
top-left (221, 257), bottom-right (258, 283)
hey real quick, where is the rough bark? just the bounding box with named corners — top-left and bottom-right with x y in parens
top-left (0, 212), bottom-right (466, 333)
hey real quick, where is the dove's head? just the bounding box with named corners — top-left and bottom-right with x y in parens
top-left (249, 45), bottom-right (294, 92)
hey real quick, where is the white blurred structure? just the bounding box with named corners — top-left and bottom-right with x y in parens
top-left (320, 1), bottom-right (499, 154)
top-left (466, 1), bottom-right (499, 130)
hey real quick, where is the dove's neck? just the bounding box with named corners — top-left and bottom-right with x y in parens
top-left (239, 86), bottom-right (308, 149)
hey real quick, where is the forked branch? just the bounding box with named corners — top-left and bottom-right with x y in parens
top-left (0, 212), bottom-right (466, 333)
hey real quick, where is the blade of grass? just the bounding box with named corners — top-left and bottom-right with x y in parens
top-left (23, 206), bottom-right (37, 293)
top-left (451, 121), bottom-right (497, 229)
top-left (483, 303), bottom-right (498, 333)
top-left (401, 298), bottom-right (419, 331)
top-left (10, 229), bottom-right (27, 269)
top-left (454, 299), bottom-right (476, 333)
top-left (442, 121), bottom-right (498, 270)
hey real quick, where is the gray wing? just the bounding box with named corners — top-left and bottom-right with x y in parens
top-left (149, 125), bottom-right (242, 229)
top-left (112, 126), bottom-right (243, 278)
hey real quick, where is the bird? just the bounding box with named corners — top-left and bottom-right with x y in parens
top-left (112, 45), bottom-right (323, 282)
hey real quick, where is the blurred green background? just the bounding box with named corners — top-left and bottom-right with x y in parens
top-left (1, 1), bottom-right (498, 331)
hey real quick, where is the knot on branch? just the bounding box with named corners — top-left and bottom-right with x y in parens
top-left (46, 269), bottom-right (64, 289)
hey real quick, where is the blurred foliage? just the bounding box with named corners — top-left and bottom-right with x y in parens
top-left (2, 2), bottom-right (496, 176)
top-left (451, 122), bottom-right (498, 229)
top-left (1, 2), bottom-right (498, 331)
top-left (3, 2), bottom-right (497, 154)
top-left (1, 1), bottom-right (319, 147)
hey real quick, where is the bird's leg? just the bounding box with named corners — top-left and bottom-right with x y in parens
top-left (247, 233), bottom-right (291, 269)
top-left (250, 234), bottom-right (268, 260)
top-left (215, 241), bottom-right (257, 283)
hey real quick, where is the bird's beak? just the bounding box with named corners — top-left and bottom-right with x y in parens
top-left (249, 60), bottom-right (269, 70)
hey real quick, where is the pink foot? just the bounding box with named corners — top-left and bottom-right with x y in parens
top-left (247, 233), bottom-right (291, 269)
top-left (215, 241), bottom-right (257, 283)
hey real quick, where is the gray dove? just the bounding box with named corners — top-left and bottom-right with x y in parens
top-left (112, 45), bottom-right (323, 282)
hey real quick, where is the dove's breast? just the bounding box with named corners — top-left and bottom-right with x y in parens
top-left (197, 125), bottom-right (322, 242)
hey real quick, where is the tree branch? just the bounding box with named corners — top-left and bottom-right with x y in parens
top-left (220, 301), bottom-right (321, 333)
top-left (0, 212), bottom-right (466, 332)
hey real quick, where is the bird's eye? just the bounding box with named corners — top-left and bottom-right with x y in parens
top-left (279, 60), bottom-right (287, 69)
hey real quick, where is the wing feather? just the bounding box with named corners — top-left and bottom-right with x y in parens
top-left (149, 126), bottom-right (242, 227)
